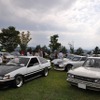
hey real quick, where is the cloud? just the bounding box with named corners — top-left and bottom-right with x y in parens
top-left (12, 0), bottom-right (76, 12)
top-left (0, 0), bottom-right (100, 50)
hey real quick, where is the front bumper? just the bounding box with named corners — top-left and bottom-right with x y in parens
top-left (67, 77), bottom-right (100, 91)
top-left (54, 64), bottom-right (65, 71)
top-left (0, 78), bottom-right (14, 88)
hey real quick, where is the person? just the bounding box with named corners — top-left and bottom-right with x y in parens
top-left (54, 50), bottom-right (58, 59)
top-left (21, 51), bottom-right (24, 56)
top-left (0, 56), bottom-right (3, 64)
top-left (2, 54), bottom-right (7, 64)
top-left (58, 51), bottom-right (64, 59)
top-left (43, 51), bottom-right (46, 58)
top-left (27, 52), bottom-right (31, 56)
top-left (34, 50), bottom-right (39, 56)
top-left (38, 48), bottom-right (43, 57)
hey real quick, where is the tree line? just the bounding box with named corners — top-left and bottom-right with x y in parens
top-left (0, 26), bottom-right (99, 56)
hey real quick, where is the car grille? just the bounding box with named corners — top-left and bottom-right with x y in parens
top-left (74, 75), bottom-right (95, 82)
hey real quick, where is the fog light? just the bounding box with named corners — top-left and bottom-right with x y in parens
top-left (3, 75), bottom-right (10, 80)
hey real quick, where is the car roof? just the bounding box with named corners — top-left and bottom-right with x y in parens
top-left (88, 57), bottom-right (100, 59)
top-left (74, 55), bottom-right (86, 57)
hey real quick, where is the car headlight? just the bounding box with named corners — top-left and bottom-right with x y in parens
top-left (0, 76), bottom-right (3, 80)
top-left (67, 73), bottom-right (74, 78)
top-left (94, 79), bottom-right (100, 83)
top-left (3, 75), bottom-right (10, 80)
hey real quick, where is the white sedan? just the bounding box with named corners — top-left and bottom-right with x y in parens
top-left (0, 56), bottom-right (51, 88)
top-left (67, 57), bottom-right (100, 91)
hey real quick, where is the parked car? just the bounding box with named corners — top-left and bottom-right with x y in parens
top-left (51, 54), bottom-right (75, 65)
top-left (0, 52), bottom-right (15, 63)
top-left (54, 55), bottom-right (87, 71)
top-left (11, 51), bottom-right (20, 57)
top-left (0, 56), bottom-right (51, 88)
top-left (67, 57), bottom-right (100, 91)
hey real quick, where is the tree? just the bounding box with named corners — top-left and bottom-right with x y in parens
top-left (75, 47), bottom-right (84, 55)
top-left (27, 47), bottom-right (33, 54)
top-left (60, 46), bottom-right (67, 54)
top-left (34, 45), bottom-right (41, 52)
top-left (19, 31), bottom-right (32, 52)
top-left (68, 42), bottom-right (74, 54)
top-left (42, 45), bottom-right (50, 53)
top-left (93, 46), bottom-right (100, 54)
top-left (49, 34), bottom-right (61, 52)
top-left (0, 26), bottom-right (20, 52)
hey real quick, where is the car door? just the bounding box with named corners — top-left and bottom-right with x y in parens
top-left (27, 58), bottom-right (40, 76)
top-left (73, 57), bottom-right (86, 67)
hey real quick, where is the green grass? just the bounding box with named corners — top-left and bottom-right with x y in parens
top-left (0, 69), bottom-right (100, 100)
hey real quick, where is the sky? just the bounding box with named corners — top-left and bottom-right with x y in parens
top-left (0, 0), bottom-right (100, 50)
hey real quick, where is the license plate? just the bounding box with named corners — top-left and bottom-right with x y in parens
top-left (78, 83), bottom-right (86, 89)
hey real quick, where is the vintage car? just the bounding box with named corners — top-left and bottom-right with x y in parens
top-left (0, 56), bottom-right (51, 88)
top-left (67, 57), bottom-right (100, 91)
top-left (51, 54), bottom-right (75, 65)
top-left (0, 52), bottom-right (15, 59)
top-left (0, 52), bottom-right (15, 63)
top-left (54, 55), bottom-right (87, 71)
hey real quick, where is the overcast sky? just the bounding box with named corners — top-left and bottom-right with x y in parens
top-left (0, 0), bottom-right (100, 50)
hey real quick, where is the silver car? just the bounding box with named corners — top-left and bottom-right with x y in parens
top-left (54, 55), bottom-right (86, 71)
top-left (67, 57), bottom-right (100, 91)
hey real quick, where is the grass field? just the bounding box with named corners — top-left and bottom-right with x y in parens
top-left (0, 68), bottom-right (100, 100)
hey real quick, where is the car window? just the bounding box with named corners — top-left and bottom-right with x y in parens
top-left (7, 57), bottom-right (29, 66)
top-left (83, 58), bottom-right (100, 68)
top-left (67, 55), bottom-right (74, 60)
top-left (80, 57), bottom-right (86, 61)
top-left (28, 58), bottom-right (39, 67)
top-left (72, 57), bottom-right (81, 61)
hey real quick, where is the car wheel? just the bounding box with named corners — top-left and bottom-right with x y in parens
top-left (65, 65), bottom-right (72, 72)
top-left (14, 75), bottom-right (24, 88)
top-left (43, 68), bottom-right (49, 77)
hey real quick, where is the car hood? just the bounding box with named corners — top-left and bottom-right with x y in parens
top-left (63, 60), bottom-right (77, 64)
top-left (52, 59), bottom-right (62, 63)
top-left (0, 65), bottom-right (21, 76)
top-left (68, 66), bottom-right (100, 78)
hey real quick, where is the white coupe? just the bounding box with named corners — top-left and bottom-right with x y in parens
top-left (54, 55), bottom-right (86, 71)
top-left (0, 56), bottom-right (51, 88)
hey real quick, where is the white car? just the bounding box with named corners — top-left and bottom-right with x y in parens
top-left (54, 55), bottom-right (87, 71)
top-left (0, 56), bottom-right (51, 88)
top-left (0, 52), bottom-right (15, 62)
top-left (67, 57), bottom-right (100, 91)
top-left (51, 54), bottom-right (75, 65)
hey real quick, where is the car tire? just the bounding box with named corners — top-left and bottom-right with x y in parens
top-left (43, 68), bottom-right (49, 77)
top-left (65, 65), bottom-right (72, 72)
top-left (14, 75), bottom-right (24, 88)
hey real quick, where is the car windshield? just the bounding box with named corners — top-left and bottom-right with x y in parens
top-left (67, 54), bottom-right (74, 60)
top-left (72, 57), bottom-right (81, 61)
top-left (83, 58), bottom-right (100, 68)
top-left (6, 57), bottom-right (29, 66)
